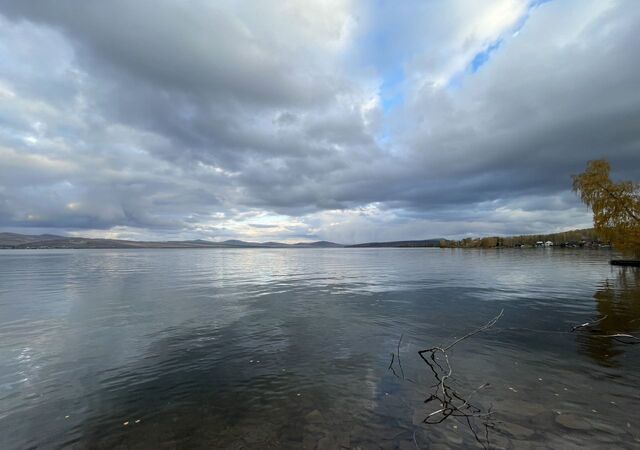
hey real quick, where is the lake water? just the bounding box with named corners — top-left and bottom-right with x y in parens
top-left (1, 248), bottom-right (639, 449)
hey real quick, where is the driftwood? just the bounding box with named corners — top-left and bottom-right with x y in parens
top-left (610, 259), bottom-right (640, 267)
top-left (389, 310), bottom-right (504, 449)
top-left (418, 310), bottom-right (503, 449)
top-left (570, 314), bottom-right (640, 344)
top-left (571, 315), bottom-right (608, 332)
top-left (387, 309), bottom-right (638, 448)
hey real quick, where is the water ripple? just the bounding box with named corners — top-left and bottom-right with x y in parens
top-left (0, 248), bottom-right (638, 449)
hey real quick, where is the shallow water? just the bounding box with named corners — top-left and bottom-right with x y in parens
top-left (0, 248), bottom-right (639, 449)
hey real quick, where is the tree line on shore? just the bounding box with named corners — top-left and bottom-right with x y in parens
top-left (444, 159), bottom-right (639, 256)
top-left (437, 228), bottom-right (601, 249)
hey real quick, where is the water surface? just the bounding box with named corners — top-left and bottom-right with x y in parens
top-left (1, 248), bottom-right (639, 449)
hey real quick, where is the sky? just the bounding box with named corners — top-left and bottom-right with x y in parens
top-left (0, 0), bottom-right (639, 244)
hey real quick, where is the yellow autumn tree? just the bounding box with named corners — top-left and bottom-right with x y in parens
top-left (572, 159), bottom-right (640, 259)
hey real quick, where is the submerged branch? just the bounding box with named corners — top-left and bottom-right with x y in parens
top-left (443, 309), bottom-right (504, 351)
top-left (593, 333), bottom-right (640, 344)
top-left (388, 352), bottom-right (400, 378)
top-left (570, 315), bottom-right (640, 345)
top-left (388, 334), bottom-right (416, 383)
top-left (387, 308), bottom-right (639, 448)
top-left (570, 315), bottom-right (608, 332)
top-left (398, 334), bottom-right (405, 380)
top-left (415, 309), bottom-right (504, 449)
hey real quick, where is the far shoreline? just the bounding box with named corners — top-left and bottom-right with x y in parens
top-left (0, 228), bottom-right (612, 251)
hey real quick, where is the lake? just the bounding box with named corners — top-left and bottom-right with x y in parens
top-left (1, 248), bottom-right (639, 449)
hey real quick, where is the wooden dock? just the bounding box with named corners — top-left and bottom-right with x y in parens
top-left (610, 259), bottom-right (640, 267)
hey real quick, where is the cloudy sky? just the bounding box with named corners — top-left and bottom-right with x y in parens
top-left (0, 0), bottom-right (639, 243)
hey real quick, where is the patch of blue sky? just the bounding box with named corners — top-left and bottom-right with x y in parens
top-left (470, 39), bottom-right (503, 73)
top-left (356, 0), bottom-right (415, 114)
top-left (379, 67), bottom-right (405, 113)
top-left (530, 0), bottom-right (554, 7)
top-left (514, 0), bottom-right (554, 34)
top-left (461, 0), bottom-right (554, 81)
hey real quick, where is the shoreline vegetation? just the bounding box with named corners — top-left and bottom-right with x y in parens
top-left (572, 160), bottom-right (640, 261)
top-left (0, 228), bottom-right (607, 250)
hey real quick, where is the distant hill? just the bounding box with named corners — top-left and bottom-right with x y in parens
top-left (0, 229), bottom-right (601, 250)
top-left (0, 233), bottom-right (343, 249)
top-left (347, 239), bottom-right (443, 248)
top-left (293, 240), bottom-right (343, 248)
top-left (0, 233), bottom-right (65, 247)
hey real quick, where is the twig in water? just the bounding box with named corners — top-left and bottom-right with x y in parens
top-left (398, 334), bottom-right (405, 380)
top-left (417, 309), bottom-right (504, 450)
top-left (571, 315), bottom-right (640, 345)
top-left (442, 309), bottom-right (504, 351)
top-left (388, 352), bottom-right (400, 378)
top-left (570, 315), bottom-right (608, 332)
top-left (388, 334), bottom-right (416, 383)
top-left (593, 333), bottom-right (640, 344)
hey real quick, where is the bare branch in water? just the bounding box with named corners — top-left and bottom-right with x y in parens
top-left (388, 352), bottom-right (400, 378)
top-left (387, 309), bottom-right (636, 448)
top-left (571, 315), bottom-right (640, 344)
top-left (570, 315), bottom-right (608, 332)
top-left (412, 429), bottom-right (420, 450)
top-left (398, 334), bottom-right (405, 380)
top-left (388, 334), bottom-right (416, 383)
top-left (442, 309), bottom-right (504, 351)
top-left (593, 333), bottom-right (640, 344)
top-left (416, 309), bottom-right (504, 450)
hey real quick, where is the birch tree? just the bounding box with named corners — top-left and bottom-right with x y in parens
top-left (572, 159), bottom-right (640, 258)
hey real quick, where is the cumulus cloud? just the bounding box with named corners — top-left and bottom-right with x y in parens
top-left (0, 0), bottom-right (638, 242)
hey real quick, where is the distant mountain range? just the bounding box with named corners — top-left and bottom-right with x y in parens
top-left (0, 233), bottom-right (344, 249)
top-left (0, 230), bottom-right (596, 250)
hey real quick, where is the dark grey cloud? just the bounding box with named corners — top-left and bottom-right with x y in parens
top-left (0, 0), bottom-right (638, 242)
